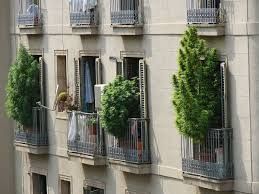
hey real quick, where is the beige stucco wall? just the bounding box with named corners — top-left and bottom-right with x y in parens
top-left (10, 0), bottom-right (259, 194)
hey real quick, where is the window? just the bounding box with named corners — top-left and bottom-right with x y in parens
top-left (57, 55), bottom-right (67, 94)
top-left (74, 56), bottom-right (102, 113)
top-left (117, 57), bottom-right (147, 118)
top-left (84, 186), bottom-right (104, 194)
top-left (60, 180), bottom-right (71, 194)
top-left (32, 173), bottom-right (47, 194)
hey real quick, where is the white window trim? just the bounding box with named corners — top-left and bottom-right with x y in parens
top-left (120, 51), bottom-right (145, 59)
top-left (84, 179), bottom-right (105, 193)
top-left (125, 188), bottom-right (149, 194)
top-left (28, 167), bottom-right (48, 194)
top-left (79, 50), bottom-right (101, 58)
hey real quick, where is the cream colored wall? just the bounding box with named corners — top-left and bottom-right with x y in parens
top-left (10, 0), bottom-right (259, 194)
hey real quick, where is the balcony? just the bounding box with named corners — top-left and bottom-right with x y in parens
top-left (67, 112), bottom-right (105, 166)
top-left (110, 0), bottom-right (143, 35)
top-left (181, 128), bottom-right (233, 191)
top-left (107, 118), bottom-right (151, 174)
top-left (186, 0), bottom-right (225, 36)
top-left (69, 0), bottom-right (98, 34)
top-left (17, 0), bottom-right (42, 34)
top-left (15, 107), bottom-right (48, 154)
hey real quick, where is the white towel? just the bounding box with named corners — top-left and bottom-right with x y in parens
top-left (68, 112), bottom-right (77, 141)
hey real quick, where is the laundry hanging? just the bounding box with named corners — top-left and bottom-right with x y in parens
top-left (84, 62), bottom-right (94, 104)
top-left (68, 112), bottom-right (77, 141)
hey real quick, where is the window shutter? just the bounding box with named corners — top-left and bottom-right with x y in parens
top-left (74, 58), bottom-right (81, 108)
top-left (139, 59), bottom-right (147, 118)
top-left (116, 59), bottom-right (125, 77)
top-left (220, 62), bottom-right (228, 128)
top-left (95, 58), bottom-right (102, 84)
top-left (39, 57), bottom-right (45, 105)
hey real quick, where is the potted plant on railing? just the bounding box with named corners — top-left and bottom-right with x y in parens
top-left (100, 76), bottom-right (140, 147)
top-left (6, 45), bottom-right (40, 133)
top-left (172, 26), bottom-right (222, 143)
top-left (57, 92), bottom-right (78, 112)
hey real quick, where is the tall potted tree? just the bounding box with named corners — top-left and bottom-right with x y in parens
top-left (6, 45), bottom-right (40, 130)
top-left (172, 27), bottom-right (221, 142)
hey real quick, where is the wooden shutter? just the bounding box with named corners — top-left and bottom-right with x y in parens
top-left (74, 58), bottom-right (81, 108)
top-left (95, 58), bottom-right (102, 84)
top-left (139, 59), bottom-right (147, 118)
top-left (39, 57), bottom-right (45, 105)
top-left (116, 59), bottom-right (126, 77)
top-left (220, 62), bottom-right (228, 128)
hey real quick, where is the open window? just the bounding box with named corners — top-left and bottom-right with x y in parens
top-left (32, 173), bottom-right (47, 194)
top-left (83, 186), bottom-right (104, 194)
top-left (116, 57), bottom-right (147, 118)
top-left (74, 56), bottom-right (102, 113)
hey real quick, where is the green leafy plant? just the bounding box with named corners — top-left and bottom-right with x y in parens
top-left (172, 27), bottom-right (221, 141)
top-left (6, 45), bottom-right (40, 128)
top-left (100, 76), bottom-right (140, 138)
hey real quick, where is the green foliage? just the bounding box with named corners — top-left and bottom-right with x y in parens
top-left (172, 27), bottom-right (221, 141)
top-left (6, 45), bottom-right (40, 128)
top-left (100, 76), bottom-right (140, 138)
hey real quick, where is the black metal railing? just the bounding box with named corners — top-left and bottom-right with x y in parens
top-left (70, 0), bottom-right (98, 26)
top-left (186, 0), bottom-right (225, 24)
top-left (67, 111), bottom-right (105, 156)
top-left (182, 128), bottom-right (233, 179)
top-left (15, 107), bottom-right (48, 146)
top-left (111, 0), bottom-right (143, 25)
top-left (107, 118), bottom-right (150, 164)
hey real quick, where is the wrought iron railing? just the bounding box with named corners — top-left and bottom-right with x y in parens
top-left (107, 118), bottom-right (150, 164)
top-left (110, 0), bottom-right (143, 25)
top-left (181, 128), bottom-right (233, 180)
top-left (69, 0), bottom-right (98, 26)
top-left (67, 112), bottom-right (105, 156)
top-left (17, 0), bottom-right (42, 26)
top-left (15, 107), bottom-right (48, 146)
top-left (186, 0), bottom-right (225, 24)
top-left (17, 14), bottom-right (41, 26)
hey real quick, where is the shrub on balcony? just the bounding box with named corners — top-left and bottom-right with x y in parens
top-left (172, 27), bottom-right (221, 141)
top-left (100, 76), bottom-right (139, 138)
top-left (6, 45), bottom-right (40, 128)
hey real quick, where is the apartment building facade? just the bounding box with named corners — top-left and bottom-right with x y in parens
top-left (10, 0), bottom-right (259, 194)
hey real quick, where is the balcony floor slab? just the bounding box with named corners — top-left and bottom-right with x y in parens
top-left (187, 24), bottom-right (225, 36)
top-left (15, 142), bottom-right (48, 154)
top-left (71, 25), bottom-right (98, 35)
top-left (68, 152), bottom-right (106, 166)
top-left (108, 158), bottom-right (151, 174)
top-left (111, 24), bottom-right (143, 35)
top-left (183, 173), bottom-right (233, 191)
top-left (18, 26), bottom-right (43, 35)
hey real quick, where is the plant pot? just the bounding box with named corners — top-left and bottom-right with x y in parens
top-left (137, 140), bottom-right (143, 160)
